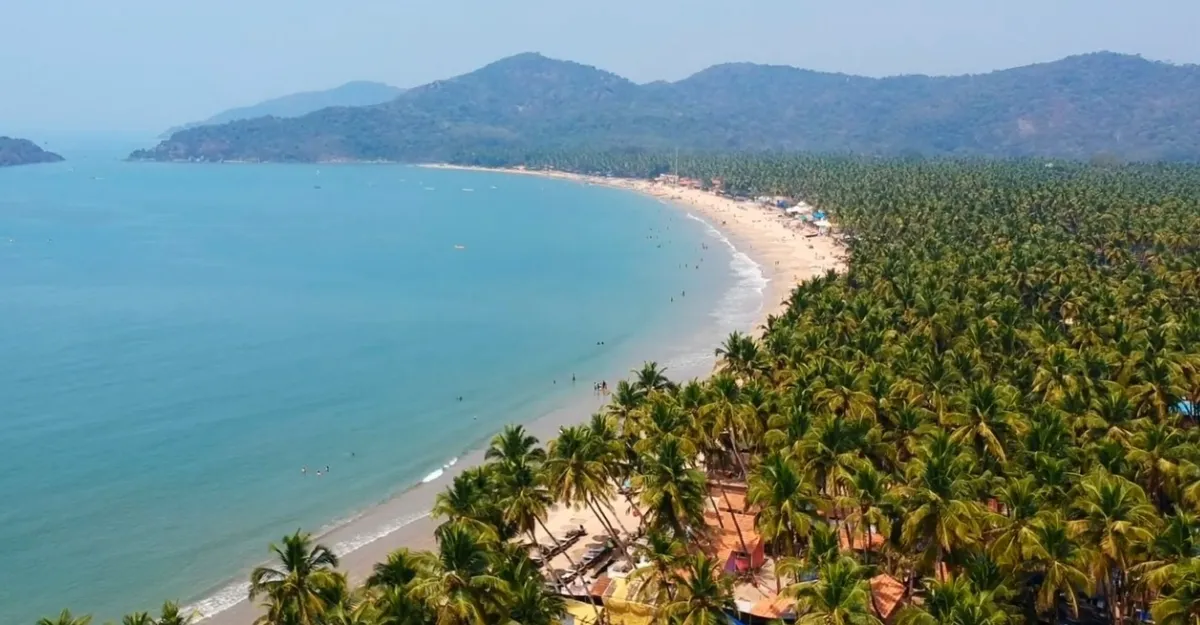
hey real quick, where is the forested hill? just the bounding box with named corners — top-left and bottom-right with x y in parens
top-left (0, 137), bottom-right (64, 167)
top-left (130, 52), bottom-right (1200, 163)
top-left (159, 81), bottom-right (406, 137)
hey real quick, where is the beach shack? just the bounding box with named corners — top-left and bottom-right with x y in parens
top-left (869, 574), bottom-right (909, 624)
top-left (594, 575), bottom-right (655, 625)
top-left (560, 599), bottom-right (604, 625)
top-left (706, 483), bottom-right (766, 575)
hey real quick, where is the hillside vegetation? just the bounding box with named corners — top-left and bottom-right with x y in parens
top-left (131, 52), bottom-right (1200, 163)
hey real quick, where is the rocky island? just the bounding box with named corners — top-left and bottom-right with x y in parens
top-left (0, 137), bottom-right (64, 167)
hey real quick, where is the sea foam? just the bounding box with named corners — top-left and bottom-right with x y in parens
top-left (183, 510), bottom-right (432, 621)
top-left (684, 213), bottom-right (769, 329)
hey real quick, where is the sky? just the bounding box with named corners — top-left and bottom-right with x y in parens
top-left (3, 0), bottom-right (1200, 135)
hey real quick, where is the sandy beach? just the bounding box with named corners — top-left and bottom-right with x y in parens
top-left (194, 166), bottom-right (845, 625)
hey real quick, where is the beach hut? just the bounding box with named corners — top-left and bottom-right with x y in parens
top-left (870, 574), bottom-right (909, 624)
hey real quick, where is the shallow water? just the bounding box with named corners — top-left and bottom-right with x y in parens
top-left (0, 156), bottom-right (760, 623)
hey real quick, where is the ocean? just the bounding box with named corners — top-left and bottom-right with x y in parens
top-left (0, 152), bottom-right (763, 624)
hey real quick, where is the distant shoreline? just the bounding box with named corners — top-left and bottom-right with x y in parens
top-left (422, 163), bottom-right (846, 336)
top-left (186, 164), bottom-right (844, 625)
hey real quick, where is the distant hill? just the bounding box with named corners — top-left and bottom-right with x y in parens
top-left (132, 52), bottom-right (1200, 163)
top-left (161, 81), bottom-right (405, 136)
top-left (0, 137), bottom-right (64, 167)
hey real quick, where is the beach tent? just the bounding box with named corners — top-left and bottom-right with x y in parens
top-left (785, 207), bottom-right (806, 215)
top-left (813, 210), bottom-right (828, 220)
top-left (814, 219), bottom-right (832, 228)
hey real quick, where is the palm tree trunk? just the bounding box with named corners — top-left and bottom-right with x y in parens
top-left (536, 516), bottom-right (607, 622)
top-left (728, 425), bottom-right (750, 483)
top-left (717, 485), bottom-right (751, 559)
top-left (529, 529), bottom-right (601, 617)
top-left (706, 489), bottom-right (726, 528)
top-left (936, 544), bottom-right (946, 582)
top-left (842, 517), bottom-right (856, 554)
top-left (535, 516), bottom-right (582, 570)
top-left (864, 521), bottom-right (875, 566)
top-left (588, 498), bottom-right (632, 563)
top-left (600, 497), bottom-right (632, 536)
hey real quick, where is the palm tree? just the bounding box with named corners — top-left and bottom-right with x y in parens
top-left (1151, 558), bottom-right (1200, 625)
top-left (121, 613), bottom-right (154, 625)
top-left (701, 374), bottom-right (753, 480)
top-left (409, 523), bottom-right (509, 625)
top-left (506, 575), bottom-right (565, 625)
top-left (633, 361), bottom-right (677, 394)
top-left (716, 331), bottom-right (767, 380)
top-left (248, 530), bottom-right (342, 625)
top-left (493, 458), bottom-right (590, 604)
top-left (897, 432), bottom-right (986, 580)
top-left (367, 548), bottom-right (422, 589)
top-left (987, 476), bottom-right (1044, 569)
top-left (36, 610), bottom-right (92, 625)
top-left (1131, 509), bottom-right (1200, 594)
top-left (372, 585), bottom-right (430, 625)
top-left (432, 468), bottom-right (502, 538)
top-left (838, 465), bottom-right (893, 564)
top-left (787, 557), bottom-right (881, 625)
top-left (1025, 514), bottom-right (1091, 619)
top-left (748, 452), bottom-right (820, 586)
top-left (661, 555), bottom-right (736, 625)
top-left (795, 415), bottom-right (873, 498)
top-left (1068, 470), bottom-right (1160, 624)
top-left (1126, 418), bottom-right (1187, 511)
top-left (544, 425), bottom-right (629, 558)
top-left (635, 436), bottom-right (708, 538)
top-left (485, 425), bottom-right (546, 469)
top-left (322, 599), bottom-right (380, 625)
top-left (155, 602), bottom-right (193, 625)
top-left (945, 382), bottom-right (1026, 467)
top-left (630, 529), bottom-right (687, 603)
top-left (894, 577), bottom-right (971, 625)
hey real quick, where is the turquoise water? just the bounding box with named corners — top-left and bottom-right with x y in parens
top-left (0, 154), bottom-right (744, 623)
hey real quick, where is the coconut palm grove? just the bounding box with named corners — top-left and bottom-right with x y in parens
top-left (41, 155), bottom-right (1200, 624)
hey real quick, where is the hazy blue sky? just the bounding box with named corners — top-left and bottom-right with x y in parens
top-left (3, 0), bottom-right (1199, 134)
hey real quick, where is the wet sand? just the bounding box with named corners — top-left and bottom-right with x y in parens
top-left (194, 166), bottom-right (845, 625)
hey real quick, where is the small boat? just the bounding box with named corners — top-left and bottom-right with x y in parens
top-left (454, 245), bottom-right (466, 250)
top-left (461, 188), bottom-right (474, 192)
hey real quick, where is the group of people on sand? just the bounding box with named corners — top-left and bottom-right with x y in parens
top-left (593, 381), bottom-right (609, 395)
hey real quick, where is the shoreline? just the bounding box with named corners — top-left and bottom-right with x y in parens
top-left (189, 165), bottom-right (845, 625)
top-left (425, 164), bottom-right (846, 336)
